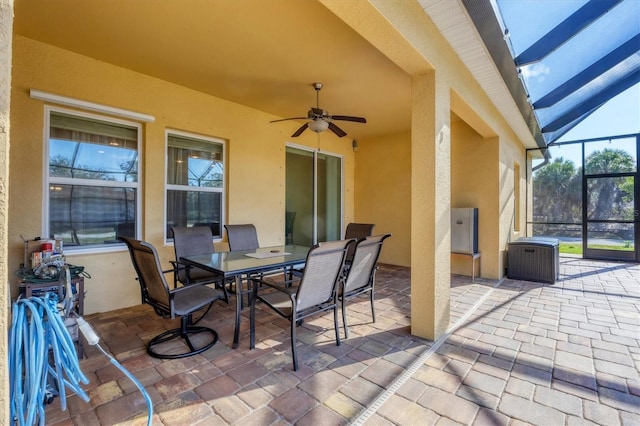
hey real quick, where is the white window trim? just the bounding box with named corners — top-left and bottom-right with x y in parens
top-left (43, 105), bottom-right (143, 254)
top-left (164, 129), bottom-right (226, 244)
top-left (32, 89), bottom-right (155, 122)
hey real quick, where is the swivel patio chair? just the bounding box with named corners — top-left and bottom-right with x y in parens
top-left (344, 223), bottom-right (375, 264)
top-left (250, 239), bottom-right (355, 370)
top-left (171, 226), bottom-right (229, 303)
top-left (119, 236), bottom-right (226, 359)
top-left (340, 234), bottom-right (391, 338)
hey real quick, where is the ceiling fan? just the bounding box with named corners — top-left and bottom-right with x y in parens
top-left (270, 82), bottom-right (366, 138)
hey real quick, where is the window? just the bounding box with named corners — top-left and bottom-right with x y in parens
top-left (46, 108), bottom-right (140, 250)
top-left (166, 131), bottom-right (225, 240)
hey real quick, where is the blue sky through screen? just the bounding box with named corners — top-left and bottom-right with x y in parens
top-left (493, 0), bottom-right (640, 166)
top-left (552, 82), bottom-right (639, 167)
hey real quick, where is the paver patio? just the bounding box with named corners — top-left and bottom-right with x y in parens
top-left (44, 257), bottom-right (639, 425)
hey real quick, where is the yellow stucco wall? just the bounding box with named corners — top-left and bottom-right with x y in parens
top-left (9, 35), bottom-right (355, 314)
top-left (354, 131), bottom-right (411, 267)
top-left (450, 119), bottom-right (500, 279)
top-left (1, 0), bottom-right (12, 422)
top-left (499, 134), bottom-right (528, 276)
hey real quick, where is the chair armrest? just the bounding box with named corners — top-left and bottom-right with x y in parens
top-left (169, 260), bottom-right (190, 273)
top-left (168, 282), bottom-right (210, 295)
top-left (251, 276), bottom-right (298, 296)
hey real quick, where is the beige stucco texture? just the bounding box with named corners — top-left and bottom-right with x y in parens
top-left (6, 2), bottom-right (531, 344)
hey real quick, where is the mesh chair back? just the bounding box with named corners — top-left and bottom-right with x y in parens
top-left (344, 234), bottom-right (391, 294)
top-left (225, 224), bottom-right (259, 251)
top-left (296, 239), bottom-right (353, 312)
top-left (344, 223), bottom-right (375, 262)
top-left (119, 236), bottom-right (171, 312)
top-left (172, 226), bottom-right (216, 283)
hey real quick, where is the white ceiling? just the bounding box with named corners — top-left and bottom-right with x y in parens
top-left (13, 0), bottom-right (415, 141)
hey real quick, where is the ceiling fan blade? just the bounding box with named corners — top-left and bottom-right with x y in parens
top-left (328, 122), bottom-right (347, 138)
top-left (270, 116), bottom-right (308, 123)
top-left (291, 123), bottom-right (308, 137)
top-left (330, 115), bottom-right (367, 123)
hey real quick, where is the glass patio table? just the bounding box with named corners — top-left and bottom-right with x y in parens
top-left (180, 244), bottom-right (309, 349)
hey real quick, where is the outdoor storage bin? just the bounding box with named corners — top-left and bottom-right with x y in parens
top-left (507, 237), bottom-right (559, 284)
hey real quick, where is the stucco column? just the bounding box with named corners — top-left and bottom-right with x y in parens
top-left (0, 0), bottom-right (13, 422)
top-left (411, 71), bottom-right (451, 340)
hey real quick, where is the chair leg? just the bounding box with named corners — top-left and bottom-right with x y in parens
top-left (341, 296), bottom-right (349, 339)
top-left (147, 315), bottom-right (218, 359)
top-left (369, 290), bottom-right (376, 323)
top-left (291, 316), bottom-right (298, 371)
top-left (333, 306), bottom-right (341, 347)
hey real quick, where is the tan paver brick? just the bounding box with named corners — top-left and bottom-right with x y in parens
top-left (378, 394), bottom-right (440, 425)
top-left (323, 392), bottom-right (363, 420)
top-left (417, 386), bottom-right (479, 424)
top-left (498, 393), bottom-right (565, 425)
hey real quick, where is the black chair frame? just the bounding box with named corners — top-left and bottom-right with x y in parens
top-left (340, 234), bottom-right (391, 338)
top-left (250, 239), bottom-right (355, 370)
top-left (119, 236), bottom-right (225, 359)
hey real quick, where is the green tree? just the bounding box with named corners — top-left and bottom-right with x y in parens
top-left (532, 157), bottom-right (581, 223)
top-left (585, 148), bottom-right (635, 222)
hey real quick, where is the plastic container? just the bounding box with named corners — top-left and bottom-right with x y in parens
top-left (508, 237), bottom-right (559, 284)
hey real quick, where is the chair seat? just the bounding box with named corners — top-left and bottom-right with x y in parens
top-left (173, 285), bottom-right (225, 317)
top-left (257, 287), bottom-right (298, 317)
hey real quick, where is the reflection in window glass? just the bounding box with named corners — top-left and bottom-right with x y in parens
top-left (47, 110), bottom-right (140, 248)
top-left (49, 185), bottom-right (136, 245)
top-left (166, 133), bottom-right (225, 239)
top-left (50, 112), bottom-right (138, 181)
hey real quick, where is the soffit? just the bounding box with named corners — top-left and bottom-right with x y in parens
top-left (13, 0), bottom-right (412, 141)
top-left (13, 0), bottom-right (539, 146)
top-left (420, 0), bottom-right (543, 149)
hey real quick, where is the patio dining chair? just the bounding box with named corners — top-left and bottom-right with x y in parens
top-left (225, 224), bottom-right (259, 251)
top-left (340, 233), bottom-right (391, 338)
top-left (224, 223), bottom-right (265, 306)
top-left (119, 236), bottom-right (226, 359)
top-left (344, 223), bottom-right (375, 264)
top-left (250, 238), bottom-right (355, 370)
top-left (171, 226), bottom-right (229, 303)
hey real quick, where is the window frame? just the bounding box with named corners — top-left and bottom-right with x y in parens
top-left (43, 105), bottom-right (143, 254)
top-left (164, 129), bottom-right (226, 243)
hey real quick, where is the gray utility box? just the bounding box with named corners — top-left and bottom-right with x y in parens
top-left (508, 237), bottom-right (560, 284)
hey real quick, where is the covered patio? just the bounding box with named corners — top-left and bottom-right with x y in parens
top-left (2, 0), bottom-right (639, 424)
top-left (43, 257), bottom-right (640, 425)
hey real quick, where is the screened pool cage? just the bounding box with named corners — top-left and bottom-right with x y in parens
top-left (528, 133), bottom-right (639, 262)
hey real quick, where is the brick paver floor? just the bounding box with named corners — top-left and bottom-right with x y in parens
top-left (44, 257), bottom-right (639, 425)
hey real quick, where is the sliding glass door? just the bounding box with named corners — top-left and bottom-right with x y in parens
top-left (285, 145), bottom-right (342, 246)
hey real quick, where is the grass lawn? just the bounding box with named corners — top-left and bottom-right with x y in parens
top-left (559, 242), bottom-right (635, 255)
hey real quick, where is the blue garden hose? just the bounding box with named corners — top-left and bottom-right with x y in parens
top-left (9, 293), bottom-right (153, 425)
top-left (10, 293), bottom-right (90, 425)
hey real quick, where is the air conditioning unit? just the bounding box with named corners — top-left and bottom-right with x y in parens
top-left (451, 208), bottom-right (478, 254)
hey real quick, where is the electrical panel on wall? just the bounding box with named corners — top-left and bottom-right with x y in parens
top-left (451, 208), bottom-right (478, 254)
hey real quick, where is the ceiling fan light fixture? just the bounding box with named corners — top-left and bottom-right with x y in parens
top-left (308, 119), bottom-right (329, 133)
